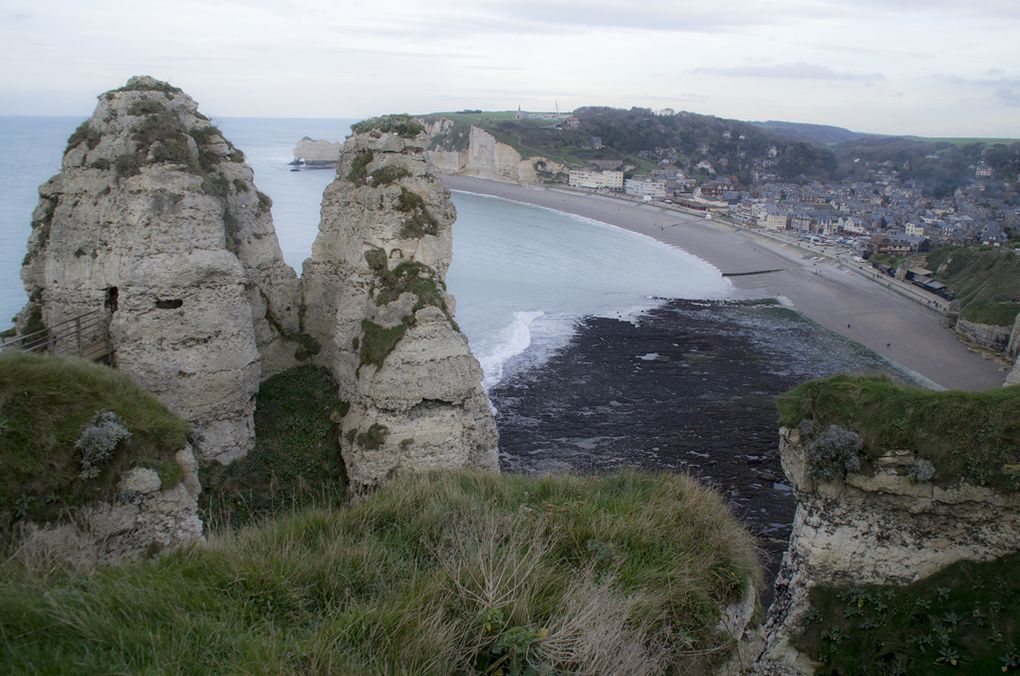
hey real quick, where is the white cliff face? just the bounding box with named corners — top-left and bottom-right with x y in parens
top-left (17, 445), bottom-right (203, 568)
top-left (1006, 313), bottom-right (1020, 386)
top-left (302, 119), bottom-right (499, 489)
top-left (293, 137), bottom-right (344, 166)
top-left (18, 76), bottom-right (301, 463)
top-left (955, 317), bottom-right (1012, 352)
top-left (757, 426), bottom-right (1020, 674)
top-left (425, 121), bottom-right (565, 184)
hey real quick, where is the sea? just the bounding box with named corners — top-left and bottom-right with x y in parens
top-left (0, 115), bottom-right (733, 389)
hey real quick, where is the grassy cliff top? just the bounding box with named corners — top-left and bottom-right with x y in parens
top-left (0, 352), bottom-right (189, 522)
top-left (926, 247), bottom-right (1020, 326)
top-left (777, 374), bottom-right (1020, 492)
top-left (0, 470), bottom-right (761, 674)
top-left (350, 113), bottom-right (425, 138)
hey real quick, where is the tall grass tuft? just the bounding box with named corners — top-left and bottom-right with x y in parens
top-left (0, 469), bottom-right (761, 674)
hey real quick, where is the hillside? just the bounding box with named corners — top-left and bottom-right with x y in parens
top-left (832, 135), bottom-right (1020, 196)
top-left (423, 108), bottom-right (1020, 192)
top-left (751, 120), bottom-right (869, 146)
top-left (423, 107), bottom-right (838, 183)
top-left (926, 247), bottom-right (1020, 326)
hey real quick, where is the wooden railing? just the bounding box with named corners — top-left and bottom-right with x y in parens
top-left (1, 310), bottom-right (112, 362)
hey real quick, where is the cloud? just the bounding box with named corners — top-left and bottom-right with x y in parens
top-left (994, 83), bottom-right (1020, 106)
top-left (819, 0), bottom-right (1020, 19)
top-left (489, 1), bottom-right (769, 33)
top-left (692, 63), bottom-right (883, 83)
top-left (944, 74), bottom-right (1020, 107)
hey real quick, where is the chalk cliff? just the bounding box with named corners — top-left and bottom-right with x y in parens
top-left (302, 116), bottom-right (499, 489)
top-left (426, 121), bottom-right (565, 184)
top-left (293, 137), bottom-right (343, 166)
top-left (757, 426), bottom-right (1020, 673)
top-left (17, 76), bottom-right (301, 462)
top-left (955, 316), bottom-right (1012, 352)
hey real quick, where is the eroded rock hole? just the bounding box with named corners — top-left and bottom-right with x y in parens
top-left (105, 286), bottom-right (119, 312)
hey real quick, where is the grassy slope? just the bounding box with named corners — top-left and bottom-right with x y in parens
top-left (0, 353), bottom-right (189, 522)
top-left (777, 374), bottom-right (1020, 492)
top-left (199, 365), bottom-right (348, 530)
top-left (0, 470), bottom-right (762, 674)
top-left (794, 551), bottom-right (1020, 674)
top-left (926, 247), bottom-right (1020, 326)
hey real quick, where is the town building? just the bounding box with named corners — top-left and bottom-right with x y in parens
top-left (625, 178), bottom-right (667, 200)
top-left (569, 169), bottom-right (624, 191)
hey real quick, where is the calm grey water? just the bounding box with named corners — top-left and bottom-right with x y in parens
top-left (0, 116), bottom-right (731, 388)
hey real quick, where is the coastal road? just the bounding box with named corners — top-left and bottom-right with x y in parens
top-left (443, 175), bottom-right (1007, 391)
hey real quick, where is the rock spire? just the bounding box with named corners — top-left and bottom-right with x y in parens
top-left (18, 76), bottom-right (301, 463)
top-left (302, 115), bottom-right (499, 489)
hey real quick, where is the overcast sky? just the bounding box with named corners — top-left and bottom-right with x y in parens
top-left (2, 0), bottom-right (1018, 137)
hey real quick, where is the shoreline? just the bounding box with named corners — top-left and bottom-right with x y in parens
top-left (443, 175), bottom-right (1006, 391)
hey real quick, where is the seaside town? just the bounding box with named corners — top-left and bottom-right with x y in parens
top-left (567, 148), bottom-right (1019, 262)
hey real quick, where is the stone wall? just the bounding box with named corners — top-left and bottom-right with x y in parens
top-left (757, 426), bottom-right (1020, 674)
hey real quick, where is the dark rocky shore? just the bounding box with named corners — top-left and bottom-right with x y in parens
top-left (491, 299), bottom-right (914, 587)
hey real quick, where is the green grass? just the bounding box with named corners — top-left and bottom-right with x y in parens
top-left (794, 550), bottom-right (1020, 674)
top-left (396, 187), bottom-right (439, 237)
top-left (113, 78), bottom-right (182, 95)
top-left (358, 319), bottom-right (408, 370)
top-left (350, 114), bottom-right (425, 138)
top-left (357, 261), bottom-right (453, 370)
top-left (926, 247), bottom-right (1020, 326)
top-left (370, 164), bottom-right (411, 186)
top-left (347, 149), bottom-right (373, 185)
top-left (199, 366), bottom-right (348, 530)
top-left (66, 121), bottom-right (101, 152)
top-left (959, 300), bottom-right (1020, 327)
top-left (374, 261), bottom-right (447, 311)
top-left (0, 353), bottom-right (189, 522)
top-left (0, 470), bottom-right (762, 674)
top-left (777, 374), bottom-right (1020, 492)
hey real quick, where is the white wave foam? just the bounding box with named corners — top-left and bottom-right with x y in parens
top-left (479, 310), bottom-right (544, 390)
